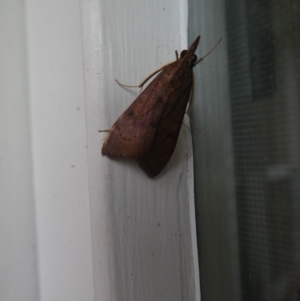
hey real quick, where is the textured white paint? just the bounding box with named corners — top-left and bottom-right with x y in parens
top-left (25, 0), bottom-right (94, 300)
top-left (81, 0), bottom-right (200, 300)
top-left (1, 0), bottom-right (200, 300)
top-left (0, 1), bottom-right (39, 300)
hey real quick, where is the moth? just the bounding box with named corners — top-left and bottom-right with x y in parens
top-left (101, 36), bottom-right (221, 178)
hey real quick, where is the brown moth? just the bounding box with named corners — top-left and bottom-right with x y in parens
top-left (102, 36), bottom-right (221, 178)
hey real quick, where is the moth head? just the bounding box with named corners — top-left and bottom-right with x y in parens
top-left (180, 50), bottom-right (198, 66)
top-left (191, 54), bottom-right (198, 65)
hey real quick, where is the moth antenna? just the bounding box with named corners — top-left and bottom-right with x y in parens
top-left (194, 37), bottom-right (222, 65)
top-left (175, 50), bottom-right (179, 60)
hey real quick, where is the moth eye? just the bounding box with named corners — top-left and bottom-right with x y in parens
top-left (191, 54), bottom-right (198, 65)
top-left (180, 50), bottom-right (188, 58)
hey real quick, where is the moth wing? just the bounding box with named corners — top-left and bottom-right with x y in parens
top-left (137, 79), bottom-right (193, 178)
top-left (102, 75), bottom-right (168, 157)
top-left (102, 62), bottom-right (180, 158)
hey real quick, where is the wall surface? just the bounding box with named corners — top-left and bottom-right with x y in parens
top-left (0, 0), bottom-right (200, 300)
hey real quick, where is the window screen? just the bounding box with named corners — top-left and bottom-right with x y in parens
top-left (226, 0), bottom-right (300, 300)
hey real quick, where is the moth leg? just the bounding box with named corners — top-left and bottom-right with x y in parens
top-left (116, 60), bottom-right (175, 91)
top-left (186, 70), bottom-right (195, 115)
top-left (115, 79), bottom-right (140, 88)
top-left (194, 37), bottom-right (222, 65)
top-left (183, 119), bottom-right (204, 134)
top-left (98, 129), bottom-right (110, 132)
top-left (189, 118), bottom-right (205, 134)
top-left (183, 122), bottom-right (191, 132)
top-left (184, 71), bottom-right (205, 134)
top-left (137, 61), bottom-right (174, 88)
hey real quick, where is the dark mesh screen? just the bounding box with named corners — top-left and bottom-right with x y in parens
top-left (226, 0), bottom-right (300, 300)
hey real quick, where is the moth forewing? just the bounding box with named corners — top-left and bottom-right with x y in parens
top-left (101, 63), bottom-right (180, 158)
top-left (102, 37), bottom-right (199, 157)
top-left (101, 35), bottom-right (221, 178)
top-left (137, 74), bottom-right (194, 177)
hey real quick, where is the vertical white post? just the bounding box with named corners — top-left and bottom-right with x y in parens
top-left (0, 1), bottom-right (39, 300)
top-left (1, 0), bottom-right (200, 300)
